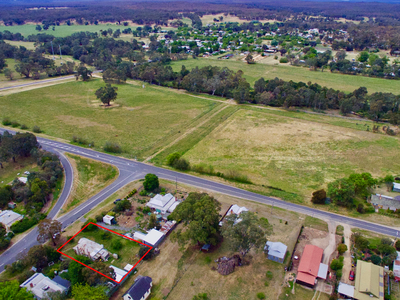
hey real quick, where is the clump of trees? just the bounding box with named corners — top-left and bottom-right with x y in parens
top-left (143, 173), bottom-right (159, 192)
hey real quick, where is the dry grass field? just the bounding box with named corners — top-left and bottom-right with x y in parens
top-left (183, 109), bottom-right (400, 198)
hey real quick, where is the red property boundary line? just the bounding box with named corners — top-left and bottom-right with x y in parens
top-left (57, 222), bottom-right (152, 284)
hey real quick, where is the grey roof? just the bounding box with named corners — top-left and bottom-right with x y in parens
top-left (52, 276), bottom-right (71, 289)
top-left (371, 194), bottom-right (400, 210)
top-left (124, 276), bottom-right (152, 300)
top-left (264, 241), bottom-right (287, 259)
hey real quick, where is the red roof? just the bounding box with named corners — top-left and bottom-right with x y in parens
top-left (296, 245), bottom-right (323, 286)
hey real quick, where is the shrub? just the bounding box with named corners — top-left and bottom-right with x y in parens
top-left (311, 189), bottom-right (326, 204)
top-left (114, 199), bottom-right (132, 212)
top-left (139, 190), bottom-right (147, 196)
top-left (224, 170), bottom-right (251, 184)
top-left (257, 292), bottom-right (266, 299)
top-left (111, 239), bottom-right (122, 250)
top-left (20, 124), bottom-right (28, 129)
top-left (139, 245), bottom-right (154, 260)
top-left (330, 258), bottom-right (344, 271)
top-left (127, 189), bottom-right (137, 198)
top-left (143, 174), bottom-right (159, 192)
top-left (11, 121), bottom-right (20, 128)
top-left (2, 118), bottom-right (12, 126)
top-left (370, 255), bottom-right (381, 265)
top-left (357, 203), bottom-right (365, 213)
top-left (101, 231), bottom-right (112, 240)
top-left (95, 215), bottom-right (103, 222)
top-left (266, 271), bottom-right (273, 280)
top-left (396, 240), bottom-right (400, 251)
top-left (279, 57), bottom-right (288, 63)
top-left (32, 125), bottom-right (42, 133)
top-left (143, 207), bottom-right (151, 214)
top-left (337, 243), bottom-right (348, 255)
top-left (104, 141), bottom-right (122, 153)
top-left (81, 219), bottom-right (98, 231)
top-left (72, 136), bottom-right (91, 146)
top-left (166, 152), bottom-right (181, 166)
top-left (172, 158), bottom-right (190, 170)
top-left (336, 270), bottom-right (342, 279)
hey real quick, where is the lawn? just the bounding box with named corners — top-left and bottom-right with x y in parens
top-left (0, 156), bottom-right (38, 188)
top-left (0, 23), bottom-right (175, 38)
top-left (60, 226), bottom-right (141, 270)
top-left (61, 154), bottom-right (118, 213)
top-left (182, 108), bottom-right (400, 199)
top-left (3, 40), bottom-right (36, 50)
top-left (169, 58), bottom-right (400, 94)
top-left (0, 79), bottom-right (217, 160)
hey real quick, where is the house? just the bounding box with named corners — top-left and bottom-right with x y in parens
top-left (264, 241), bottom-right (287, 263)
top-left (103, 215), bottom-right (116, 225)
top-left (393, 251), bottom-right (400, 282)
top-left (0, 210), bottom-right (23, 231)
top-left (393, 182), bottom-right (400, 192)
top-left (369, 194), bottom-right (400, 211)
top-left (73, 238), bottom-right (110, 261)
top-left (146, 193), bottom-right (179, 214)
top-left (296, 245), bottom-right (328, 287)
top-left (354, 260), bottom-right (384, 300)
top-left (134, 229), bottom-right (165, 247)
top-left (219, 204), bottom-right (249, 226)
top-left (20, 273), bottom-right (70, 299)
top-left (123, 276), bottom-right (152, 300)
top-left (338, 282), bottom-right (355, 299)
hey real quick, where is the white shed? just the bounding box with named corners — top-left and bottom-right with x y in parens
top-left (103, 215), bottom-right (115, 225)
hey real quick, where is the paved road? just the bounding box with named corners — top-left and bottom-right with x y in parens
top-left (1, 128), bottom-right (399, 272)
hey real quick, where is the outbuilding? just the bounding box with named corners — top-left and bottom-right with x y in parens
top-left (103, 215), bottom-right (116, 225)
top-left (134, 229), bottom-right (165, 247)
top-left (264, 241), bottom-right (287, 263)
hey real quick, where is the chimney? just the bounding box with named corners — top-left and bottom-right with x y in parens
top-left (30, 283), bottom-right (34, 288)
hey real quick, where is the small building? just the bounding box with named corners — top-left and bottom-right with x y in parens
top-left (20, 273), bottom-right (70, 299)
top-left (18, 177), bottom-right (28, 184)
top-left (0, 210), bottom-right (23, 231)
top-left (201, 244), bottom-right (211, 252)
top-left (73, 238), bottom-right (109, 261)
top-left (110, 265), bottom-right (128, 283)
top-left (354, 260), bottom-right (384, 300)
top-left (103, 215), bottom-right (116, 225)
top-left (123, 276), bottom-right (152, 300)
top-left (134, 229), bottom-right (165, 247)
top-left (296, 245), bottom-right (328, 287)
top-left (338, 282), bottom-right (355, 299)
top-left (264, 241), bottom-right (287, 263)
top-left (393, 251), bottom-right (400, 282)
top-left (8, 202), bottom-right (16, 209)
top-left (370, 194), bottom-right (400, 211)
top-left (393, 182), bottom-right (400, 193)
top-left (219, 204), bottom-right (249, 226)
top-left (146, 193), bottom-right (179, 214)
top-left (159, 220), bottom-right (177, 235)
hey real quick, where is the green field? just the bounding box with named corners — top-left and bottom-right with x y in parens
top-left (182, 109), bottom-right (400, 198)
top-left (0, 79), bottom-right (217, 159)
top-left (0, 156), bottom-right (38, 188)
top-left (0, 23), bottom-right (174, 38)
top-left (169, 58), bottom-right (400, 94)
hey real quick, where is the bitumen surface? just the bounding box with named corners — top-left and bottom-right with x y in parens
top-left (0, 128), bottom-right (399, 272)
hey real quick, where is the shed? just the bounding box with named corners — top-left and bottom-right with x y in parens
top-left (103, 215), bottom-right (115, 225)
top-left (264, 241), bottom-right (287, 263)
top-left (134, 229), bottom-right (165, 247)
top-left (338, 282), bottom-right (354, 298)
top-left (110, 265), bottom-right (128, 283)
top-left (393, 182), bottom-right (400, 193)
top-left (8, 202), bottom-right (16, 209)
top-left (201, 244), bottom-right (211, 252)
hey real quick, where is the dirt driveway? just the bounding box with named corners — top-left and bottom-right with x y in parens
top-left (341, 224), bottom-right (353, 285)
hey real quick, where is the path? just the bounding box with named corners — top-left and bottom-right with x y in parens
top-left (144, 104), bottom-right (229, 162)
top-left (341, 224), bottom-right (353, 284)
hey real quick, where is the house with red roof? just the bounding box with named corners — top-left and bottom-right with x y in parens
top-left (296, 244), bottom-right (328, 287)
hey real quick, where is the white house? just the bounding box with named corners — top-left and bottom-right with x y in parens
top-left (123, 276), bottom-right (152, 300)
top-left (134, 229), bottom-right (165, 247)
top-left (264, 241), bottom-right (287, 263)
top-left (20, 273), bottom-right (70, 299)
top-left (0, 210), bottom-right (23, 231)
top-left (73, 238), bottom-right (109, 261)
top-left (146, 193), bottom-right (179, 214)
top-left (219, 204), bottom-right (249, 226)
top-left (393, 182), bottom-right (400, 192)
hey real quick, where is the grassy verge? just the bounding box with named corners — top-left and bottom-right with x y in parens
top-left (62, 154), bottom-right (118, 213)
top-left (303, 216), bottom-right (329, 232)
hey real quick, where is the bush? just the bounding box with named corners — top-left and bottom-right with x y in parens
top-left (10, 214), bottom-right (45, 233)
top-left (266, 271), bottom-right (273, 280)
top-left (2, 118), bottom-right (12, 126)
top-left (370, 255), bottom-right (381, 265)
top-left (396, 239), bottom-right (400, 251)
top-left (337, 243), bottom-right (348, 255)
top-left (20, 124), bottom-right (28, 130)
top-left (311, 189), bottom-right (326, 204)
top-left (166, 152), bottom-right (181, 166)
top-left (139, 190), bottom-right (147, 196)
top-left (32, 125), bottom-right (42, 133)
top-left (111, 239), bottom-right (123, 250)
top-left (279, 57), bottom-right (288, 63)
top-left (114, 199), bottom-right (132, 212)
top-left (72, 136), bottom-right (93, 146)
top-left (143, 174), bottom-right (159, 192)
top-left (357, 203), bottom-right (365, 213)
top-left (143, 207), bottom-right (151, 214)
top-left (127, 189), bottom-right (137, 198)
top-left (11, 121), bottom-right (20, 128)
top-left (95, 215), bottom-right (103, 222)
top-left (104, 141), bottom-right (122, 153)
top-left (172, 158), bottom-right (190, 171)
top-left (101, 231), bottom-right (112, 240)
top-left (139, 245), bottom-right (155, 260)
top-left (330, 258), bottom-right (344, 271)
top-left (336, 270), bottom-right (342, 279)
top-left (224, 170), bottom-right (251, 184)
top-left (81, 218), bottom-right (98, 231)
top-left (257, 292), bottom-right (266, 299)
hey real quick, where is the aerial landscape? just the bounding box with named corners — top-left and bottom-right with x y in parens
top-left (1, 0), bottom-right (400, 299)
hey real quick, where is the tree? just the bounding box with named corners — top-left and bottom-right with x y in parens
top-left (396, 239), bottom-right (400, 251)
top-left (0, 280), bottom-right (34, 300)
top-left (4, 68), bottom-right (14, 80)
top-left (147, 213), bottom-right (158, 229)
top-left (337, 243), bottom-right (348, 255)
top-left (254, 78), bottom-right (265, 94)
top-left (26, 245), bottom-right (60, 271)
top-left (72, 284), bottom-right (108, 300)
top-left (335, 50), bottom-right (347, 61)
top-left (68, 256), bottom-right (92, 285)
top-left (114, 199), bottom-right (131, 212)
top-left (166, 152), bottom-right (181, 166)
top-left (95, 84), bottom-right (118, 106)
top-left (102, 69), bottom-right (126, 84)
top-left (245, 53), bottom-right (255, 64)
top-left (327, 178), bottom-right (355, 207)
top-left (383, 175), bottom-right (394, 191)
top-left (311, 189), bottom-right (326, 204)
top-left (348, 173), bottom-right (376, 198)
top-left (330, 258), bottom-right (344, 271)
top-left (370, 255), bottom-right (381, 265)
top-left (75, 64), bottom-right (92, 81)
top-left (82, 262), bottom-right (115, 286)
top-left (42, 291), bottom-right (67, 300)
top-left (170, 192), bottom-right (221, 246)
top-left (0, 185), bottom-right (13, 209)
top-left (357, 51), bottom-right (369, 63)
top-left (143, 173), bottom-right (159, 192)
top-left (37, 219), bottom-right (62, 246)
top-left (139, 245), bottom-right (155, 260)
top-left (172, 158), bottom-right (190, 171)
top-left (0, 222), bottom-right (10, 250)
top-left (35, 25), bottom-right (42, 31)
top-left (221, 211), bottom-right (267, 256)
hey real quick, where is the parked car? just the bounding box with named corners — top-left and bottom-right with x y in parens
top-left (349, 270), bottom-right (355, 281)
top-left (114, 199), bottom-right (121, 204)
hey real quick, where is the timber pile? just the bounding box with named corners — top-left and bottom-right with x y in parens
top-left (216, 254), bottom-right (242, 275)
